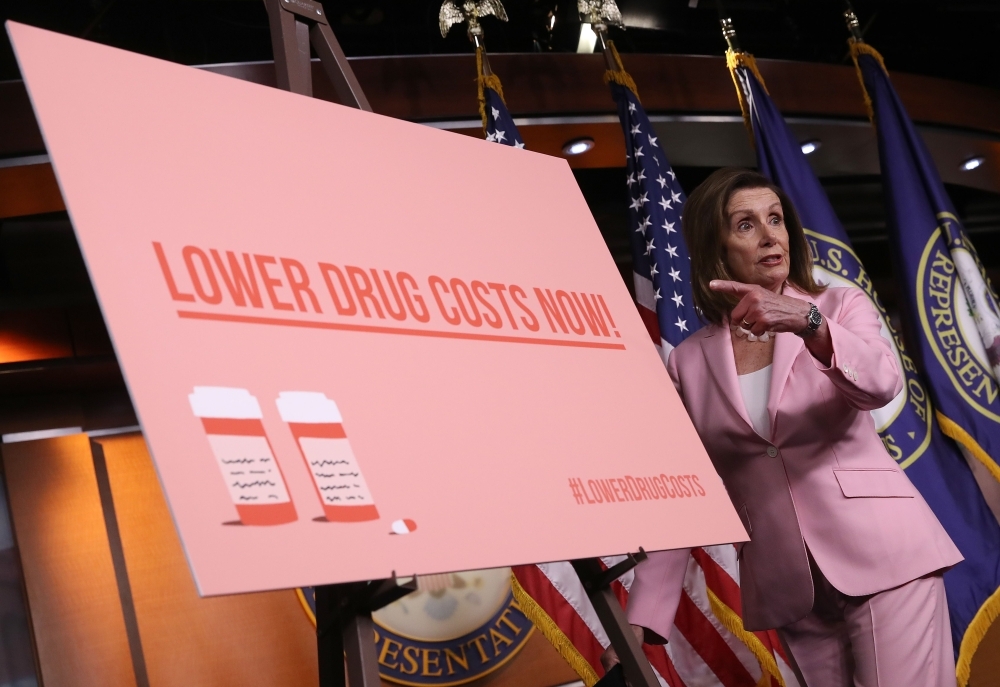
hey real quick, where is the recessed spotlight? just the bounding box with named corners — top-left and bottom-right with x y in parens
top-left (563, 138), bottom-right (595, 156)
top-left (800, 140), bottom-right (821, 155)
top-left (961, 156), bottom-right (985, 171)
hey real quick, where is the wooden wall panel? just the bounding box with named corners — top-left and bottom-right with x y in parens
top-left (2, 434), bottom-right (138, 687)
top-left (2, 432), bottom-right (579, 687)
top-left (0, 163), bottom-right (65, 219)
top-left (98, 433), bottom-right (319, 687)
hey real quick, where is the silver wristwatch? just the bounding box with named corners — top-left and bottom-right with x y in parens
top-left (797, 303), bottom-right (822, 337)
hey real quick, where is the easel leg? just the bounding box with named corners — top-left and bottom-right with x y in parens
top-left (572, 558), bottom-right (659, 687)
top-left (343, 612), bottom-right (381, 687)
top-left (315, 584), bottom-right (347, 687)
top-left (264, 0), bottom-right (313, 96)
top-left (315, 579), bottom-right (414, 687)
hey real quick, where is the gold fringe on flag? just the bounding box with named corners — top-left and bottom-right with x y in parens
top-left (602, 40), bottom-right (640, 101)
top-left (937, 407), bottom-right (1000, 682)
top-left (705, 587), bottom-right (786, 687)
top-left (476, 46), bottom-right (507, 134)
top-left (510, 572), bottom-right (601, 687)
top-left (957, 584), bottom-right (1000, 687)
top-left (295, 588), bottom-right (317, 626)
top-left (848, 40), bottom-right (887, 123)
top-left (937, 411), bottom-right (1000, 486)
top-left (725, 49), bottom-right (768, 142)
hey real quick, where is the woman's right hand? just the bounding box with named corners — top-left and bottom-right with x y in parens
top-left (599, 624), bottom-right (647, 672)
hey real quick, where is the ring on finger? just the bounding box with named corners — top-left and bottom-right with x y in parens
top-left (740, 318), bottom-right (753, 328)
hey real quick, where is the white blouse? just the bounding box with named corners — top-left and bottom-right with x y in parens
top-left (738, 364), bottom-right (772, 438)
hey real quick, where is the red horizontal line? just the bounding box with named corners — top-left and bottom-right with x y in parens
top-left (176, 311), bottom-right (626, 351)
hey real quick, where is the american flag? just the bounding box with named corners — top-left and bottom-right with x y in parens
top-left (481, 84), bottom-right (524, 149)
top-left (611, 82), bottom-right (699, 361)
top-left (480, 60), bottom-right (797, 687)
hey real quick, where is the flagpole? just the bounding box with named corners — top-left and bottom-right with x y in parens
top-left (579, 0), bottom-right (623, 75)
top-left (843, 1), bottom-right (865, 43)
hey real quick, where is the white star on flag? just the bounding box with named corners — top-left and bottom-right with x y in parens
top-left (627, 172), bottom-right (636, 186)
top-left (636, 169), bottom-right (646, 182)
top-left (663, 220), bottom-right (676, 233)
top-left (495, 130), bottom-right (507, 143)
top-left (637, 192), bottom-right (649, 205)
top-left (648, 134), bottom-right (658, 147)
top-left (491, 106), bottom-right (500, 119)
top-left (671, 190), bottom-right (682, 203)
top-left (514, 141), bottom-right (525, 148)
top-left (669, 267), bottom-right (682, 282)
top-left (629, 197), bottom-right (643, 211)
top-left (637, 216), bottom-right (652, 233)
top-left (656, 175), bottom-right (667, 188)
top-left (631, 124), bottom-right (642, 135)
top-left (654, 288), bottom-right (662, 301)
top-left (665, 244), bottom-right (679, 258)
top-left (486, 131), bottom-right (496, 142)
top-left (675, 316), bottom-right (688, 332)
top-left (634, 146), bottom-right (643, 158)
top-left (628, 101), bottom-right (636, 112)
top-left (658, 197), bottom-right (669, 211)
top-left (645, 238), bottom-right (655, 255)
top-left (668, 169), bottom-right (676, 180)
top-left (650, 262), bottom-right (659, 277)
top-left (671, 292), bottom-right (684, 307)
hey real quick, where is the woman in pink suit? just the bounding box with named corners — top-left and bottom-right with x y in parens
top-left (611, 168), bottom-right (962, 686)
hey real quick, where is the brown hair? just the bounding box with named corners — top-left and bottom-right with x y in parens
top-left (682, 167), bottom-right (824, 326)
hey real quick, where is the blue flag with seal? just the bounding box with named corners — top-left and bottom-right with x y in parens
top-left (840, 42), bottom-right (1000, 684)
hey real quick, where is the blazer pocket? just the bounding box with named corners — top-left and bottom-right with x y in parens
top-left (833, 468), bottom-right (915, 498)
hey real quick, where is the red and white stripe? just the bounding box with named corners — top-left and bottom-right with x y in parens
top-left (513, 546), bottom-right (799, 687)
top-left (509, 271), bottom-right (800, 687)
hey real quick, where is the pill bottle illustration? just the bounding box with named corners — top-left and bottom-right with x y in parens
top-left (276, 391), bottom-right (379, 522)
top-left (188, 386), bottom-right (298, 526)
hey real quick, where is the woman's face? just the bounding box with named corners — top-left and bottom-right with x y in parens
top-left (722, 187), bottom-right (790, 292)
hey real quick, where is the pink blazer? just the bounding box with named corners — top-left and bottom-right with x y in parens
top-left (627, 285), bottom-right (961, 635)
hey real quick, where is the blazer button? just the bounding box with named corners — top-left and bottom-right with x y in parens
top-left (766, 446), bottom-right (778, 458)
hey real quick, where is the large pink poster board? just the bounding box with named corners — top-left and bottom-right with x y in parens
top-left (9, 22), bottom-right (745, 596)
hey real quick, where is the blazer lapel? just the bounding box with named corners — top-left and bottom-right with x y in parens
top-left (767, 332), bottom-right (804, 439)
top-left (766, 286), bottom-right (810, 438)
top-left (700, 326), bottom-right (756, 434)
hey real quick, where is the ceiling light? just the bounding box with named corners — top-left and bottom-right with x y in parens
top-left (563, 138), bottom-right (595, 156)
top-left (961, 156), bottom-right (985, 171)
top-left (800, 140), bottom-right (821, 155)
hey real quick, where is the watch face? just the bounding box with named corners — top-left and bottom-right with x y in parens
top-left (809, 306), bottom-right (822, 329)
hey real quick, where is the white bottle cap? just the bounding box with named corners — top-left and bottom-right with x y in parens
top-left (275, 391), bottom-right (343, 424)
top-left (189, 387), bottom-right (262, 419)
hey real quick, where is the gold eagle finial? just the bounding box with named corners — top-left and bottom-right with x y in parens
top-left (439, 0), bottom-right (509, 39)
top-left (578, 0), bottom-right (624, 30)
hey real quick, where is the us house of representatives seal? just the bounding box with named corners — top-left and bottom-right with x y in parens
top-left (298, 568), bottom-right (534, 685)
top-left (916, 219), bottom-right (1000, 422)
top-left (806, 229), bottom-right (934, 468)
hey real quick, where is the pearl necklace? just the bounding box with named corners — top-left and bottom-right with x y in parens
top-left (734, 326), bottom-right (774, 343)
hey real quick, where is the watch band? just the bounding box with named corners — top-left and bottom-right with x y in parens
top-left (797, 303), bottom-right (822, 337)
